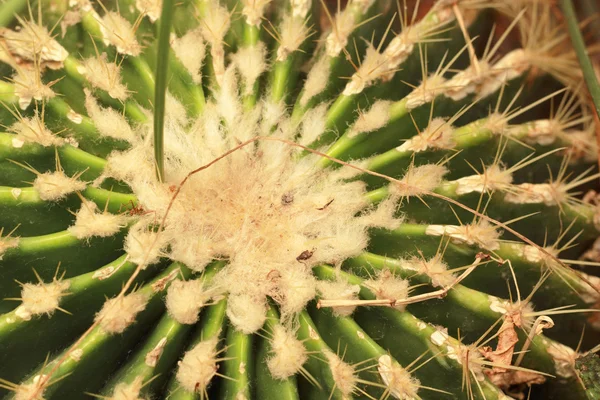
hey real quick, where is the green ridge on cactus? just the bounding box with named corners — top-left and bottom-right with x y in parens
top-left (0, 1), bottom-right (599, 400)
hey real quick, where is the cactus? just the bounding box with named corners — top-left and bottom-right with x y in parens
top-left (0, 0), bottom-right (600, 399)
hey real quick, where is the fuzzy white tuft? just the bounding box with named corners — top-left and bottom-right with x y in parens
top-left (176, 337), bottom-right (219, 393)
top-left (99, 53), bottom-right (401, 334)
top-left (426, 221), bottom-right (501, 251)
top-left (273, 266), bottom-right (317, 320)
top-left (291, 0), bottom-right (311, 18)
top-left (276, 14), bottom-right (309, 62)
top-left (267, 324), bottom-right (307, 379)
top-left (214, 66), bottom-right (242, 126)
top-left (0, 21), bottom-right (68, 68)
top-left (545, 340), bottom-right (576, 378)
top-left (298, 103), bottom-right (328, 146)
top-left (110, 376), bottom-right (145, 400)
top-left (68, 200), bottom-right (127, 239)
top-left (299, 56), bottom-right (331, 106)
top-left (60, 0), bottom-right (91, 36)
top-left (84, 90), bottom-right (136, 142)
top-left (241, 0), bottom-right (271, 26)
top-left (347, 101), bottom-right (392, 138)
top-left (171, 29), bottom-right (205, 84)
top-left (33, 171), bottom-right (87, 201)
top-left (98, 12), bottom-right (142, 56)
top-left (405, 256), bottom-right (455, 288)
top-left (0, 237), bottom-right (19, 260)
top-left (167, 235), bottom-right (214, 272)
top-left (343, 44), bottom-right (387, 95)
top-left (15, 374), bottom-right (47, 400)
top-left (12, 67), bottom-right (56, 109)
top-left (165, 279), bottom-right (212, 324)
top-left (565, 130), bottom-right (598, 163)
top-left (364, 269), bottom-right (409, 310)
top-left (226, 293), bottom-right (268, 334)
top-left (378, 355), bottom-right (420, 400)
top-left (136, 0), bottom-right (162, 22)
top-left (316, 279), bottom-right (361, 316)
top-left (96, 292), bottom-right (148, 334)
top-left (325, 8), bottom-right (356, 57)
top-left (358, 197), bottom-right (402, 230)
top-left (405, 74), bottom-right (447, 110)
top-left (231, 43), bottom-right (267, 95)
top-left (15, 279), bottom-right (70, 321)
top-left (454, 164), bottom-right (513, 196)
top-left (446, 342), bottom-right (486, 381)
top-left (504, 183), bottom-right (563, 206)
top-left (325, 350), bottom-right (356, 397)
top-left (200, 1), bottom-right (230, 85)
top-left (10, 114), bottom-right (62, 147)
top-left (396, 117), bottom-right (454, 152)
top-left (123, 222), bottom-right (168, 266)
top-left (391, 164), bottom-right (448, 198)
top-left (82, 55), bottom-right (129, 100)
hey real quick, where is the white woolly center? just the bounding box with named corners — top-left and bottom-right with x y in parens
top-left (267, 325), bottom-right (307, 379)
top-left (96, 292), bottom-right (148, 334)
top-left (99, 76), bottom-right (400, 332)
top-left (176, 337), bottom-right (219, 393)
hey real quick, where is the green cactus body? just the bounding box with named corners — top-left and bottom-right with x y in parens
top-left (0, 0), bottom-right (599, 399)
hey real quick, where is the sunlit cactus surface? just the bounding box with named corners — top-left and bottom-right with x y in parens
top-left (0, 0), bottom-right (600, 399)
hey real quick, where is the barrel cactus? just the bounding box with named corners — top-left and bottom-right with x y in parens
top-left (1, 0), bottom-right (599, 399)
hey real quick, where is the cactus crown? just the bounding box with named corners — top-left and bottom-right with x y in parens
top-left (0, 0), bottom-right (599, 399)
